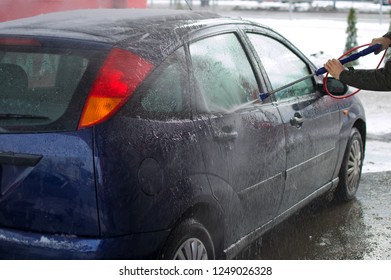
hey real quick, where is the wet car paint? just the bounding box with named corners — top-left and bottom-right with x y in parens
top-left (0, 129), bottom-right (98, 235)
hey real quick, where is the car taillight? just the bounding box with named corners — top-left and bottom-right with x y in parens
top-left (78, 48), bottom-right (154, 129)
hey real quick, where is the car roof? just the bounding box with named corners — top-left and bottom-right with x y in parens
top-left (0, 9), bottom-right (218, 39)
top-left (0, 9), bottom-right (274, 64)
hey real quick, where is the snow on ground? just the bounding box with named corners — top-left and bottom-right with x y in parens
top-left (221, 0), bottom-right (391, 13)
top-left (150, 0), bottom-right (391, 14)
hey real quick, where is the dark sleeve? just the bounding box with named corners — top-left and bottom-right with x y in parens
top-left (383, 32), bottom-right (391, 41)
top-left (339, 60), bottom-right (391, 91)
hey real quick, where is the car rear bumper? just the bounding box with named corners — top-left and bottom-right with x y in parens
top-left (0, 227), bottom-right (170, 259)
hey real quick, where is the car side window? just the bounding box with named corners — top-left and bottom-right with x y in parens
top-left (247, 33), bottom-right (315, 101)
top-left (190, 33), bottom-right (259, 113)
top-left (141, 48), bottom-right (186, 114)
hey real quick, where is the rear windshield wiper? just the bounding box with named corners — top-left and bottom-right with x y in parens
top-left (0, 113), bottom-right (49, 120)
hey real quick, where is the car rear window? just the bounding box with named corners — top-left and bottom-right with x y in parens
top-left (0, 39), bottom-right (107, 133)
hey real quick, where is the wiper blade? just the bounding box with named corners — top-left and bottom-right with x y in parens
top-left (0, 113), bottom-right (49, 120)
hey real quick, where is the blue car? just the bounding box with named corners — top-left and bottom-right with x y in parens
top-left (0, 9), bottom-right (365, 259)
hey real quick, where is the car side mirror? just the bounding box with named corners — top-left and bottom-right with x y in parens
top-left (318, 77), bottom-right (348, 96)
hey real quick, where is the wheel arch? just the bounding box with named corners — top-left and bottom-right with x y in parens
top-left (331, 114), bottom-right (366, 190)
top-left (162, 200), bottom-right (226, 259)
top-left (334, 124), bottom-right (364, 201)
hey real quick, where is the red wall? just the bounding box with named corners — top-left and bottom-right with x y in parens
top-left (0, 0), bottom-right (147, 22)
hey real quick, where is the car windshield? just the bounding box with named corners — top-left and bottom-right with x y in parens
top-left (0, 46), bottom-right (92, 133)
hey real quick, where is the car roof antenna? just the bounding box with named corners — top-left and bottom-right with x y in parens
top-left (183, 0), bottom-right (193, 10)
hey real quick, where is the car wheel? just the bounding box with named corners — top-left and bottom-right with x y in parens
top-left (161, 219), bottom-right (215, 260)
top-left (336, 127), bottom-right (363, 201)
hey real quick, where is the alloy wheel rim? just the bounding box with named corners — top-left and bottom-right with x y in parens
top-left (173, 238), bottom-right (208, 260)
top-left (347, 139), bottom-right (362, 194)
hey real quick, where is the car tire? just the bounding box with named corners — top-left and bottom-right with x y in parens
top-left (335, 127), bottom-right (363, 201)
top-left (161, 219), bottom-right (215, 260)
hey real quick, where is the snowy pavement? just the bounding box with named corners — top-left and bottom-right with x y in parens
top-left (356, 91), bottom-right (391, 173)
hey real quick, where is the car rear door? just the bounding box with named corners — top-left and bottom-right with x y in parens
top-left (188, 30), bottom-right (286, 240)
top-left (245, 31), bottom-right (341, 214)
top-left (0, 37), bottom-right (105, 236)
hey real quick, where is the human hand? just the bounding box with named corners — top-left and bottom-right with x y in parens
top-left (370, 36), bottom-right (391, 54)
top-left (324, 59), bottom-right (345, 80)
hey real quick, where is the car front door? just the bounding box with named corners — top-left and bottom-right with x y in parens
top-left (246, 32), bottom-right (341, 215)
top-left (189, 31), bottom-right (286, 240)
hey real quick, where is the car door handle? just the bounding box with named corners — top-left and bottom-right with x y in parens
top-left (290, 112), bottom-right (304, 128)
top-left (213, 129), bottom-right (238, 143)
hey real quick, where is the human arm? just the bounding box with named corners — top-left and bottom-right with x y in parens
top-left (337, 32), bottom-right (391, 91)
top-left (323, 57), bottom-right (391, 91)
top-left (323, 33), bottom-right (391, 91)
top-left (324, 32), bottom-right (391, 80)
top-left (338, 60), bottom-right (391, 91)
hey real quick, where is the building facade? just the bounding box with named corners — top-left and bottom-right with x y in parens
top-left (0, 0), bottom-right (147, 22)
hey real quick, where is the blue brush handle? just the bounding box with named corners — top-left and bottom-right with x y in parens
top-left (315, 43), bottom-right (382, 76)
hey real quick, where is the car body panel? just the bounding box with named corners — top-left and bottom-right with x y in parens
top-left (276, 94), bottom-right (342, 213)
top-left (92, 116), bottom-right (213, 236)
top-left (332, 95), bottom-right (367, 179)
top-left (193, 106), bottom-right (286, 247)
top-left (241, 27), bottom-right (344, 214)
top-left (0, 130), bottom-right (99, 235)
